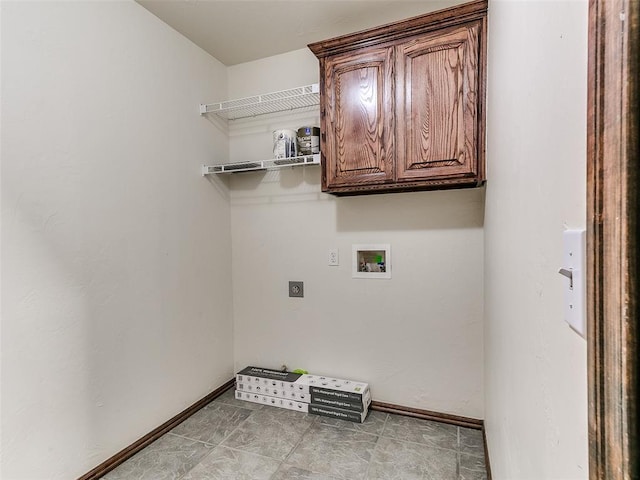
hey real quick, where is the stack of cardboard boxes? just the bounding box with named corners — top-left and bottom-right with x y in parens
top-left (235, 366), bottom-right (371, 423)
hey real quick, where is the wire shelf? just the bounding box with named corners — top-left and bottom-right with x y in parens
top-left (202, 154), bottom-right (320, 175)
top-left (200, 84), bottom-right (320, 120)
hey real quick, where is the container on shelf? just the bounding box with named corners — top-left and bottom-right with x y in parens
top-left (273, 129), bottom-right (297, 159)
top-left (297, 126), bottom-right (320, 155)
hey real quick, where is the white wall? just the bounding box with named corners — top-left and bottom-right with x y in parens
top-left (0, 1), bottom-right (591, 477)
top-left (228, 49), bottom-right (485, 419)
top-left (484, 1), bottom-right (588, 478)
top-left (0, 2), bottom-right (233, 478)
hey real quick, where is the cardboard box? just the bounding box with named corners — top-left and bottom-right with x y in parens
top-left (236, 367), bottom-right (370, 402)
top-left (234, 389), bottom-right (369, 423)
top-left (310, 387), bottom-right (371, 412)
top-left (235, 366), bottom-right (371, 422)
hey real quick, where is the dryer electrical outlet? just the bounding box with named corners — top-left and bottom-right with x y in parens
top-left (289, 281), bottom-right (304, 298)
top-left (328, 249), bottom-right (339, 266)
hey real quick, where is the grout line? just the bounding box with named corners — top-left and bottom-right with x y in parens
top-left (221, 444), bottom-right (285, 462)
top-left (281, 414), bottom-right (317, 464)
top-left (268, 462), bottom-right (286, 480)
top-left (379, 412), bottom-right (390, 438)
top-left (363, 413), bottom-right (389, 480)
top-left (268, 415), bottom-right (318, 480)
top-left (167, 399), bottom-right (266, 480)
top-left (171, 405), bottom-right (260, 479)
top-left (166, 432), bottom-right (218, 448)
top-left (381, 412), bottom-right (486, 458)
top-left (269, 463), bottom-right (342, 480)
top-left (314, 420), bottom-right (380, 439)
top-left (215, 408), bottom-right (258, 447)
top-left (207, 398), bottom-right (256, 414)
top-left (212, 390), bottom-right (264, 411)
top-left (457, 428), bottom-right (488, 460)
top-left (170, 433), bottom-right (219, 480)
top-left (375, 434), bottom-right (463, 456)
top-left (458, 451), bottom-right (486, 460)
top-left (167, 402), bottom-right (257, 449)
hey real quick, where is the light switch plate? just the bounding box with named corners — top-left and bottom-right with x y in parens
top-left (561, 229), bottom-right (586, 338)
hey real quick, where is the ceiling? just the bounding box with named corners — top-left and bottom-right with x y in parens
top-left (136, 0), bottom-right (465, 66)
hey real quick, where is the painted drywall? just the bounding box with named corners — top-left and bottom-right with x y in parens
top-left (1, 2), bottom-right (233, 478)
top-left (484, 1), bottom-right (588, 478)
top-left (228, 49), bottom-right (485, 419)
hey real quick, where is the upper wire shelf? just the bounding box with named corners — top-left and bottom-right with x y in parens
top-left (200, 84), bottom-right (320, 120)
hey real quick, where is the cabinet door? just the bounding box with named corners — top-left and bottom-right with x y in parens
top-left (396, 22), bottom-right (481, 184)
top-left (322, 46), bottom-right (395, 191)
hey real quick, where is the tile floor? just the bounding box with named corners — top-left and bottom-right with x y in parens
top-left (103, 389), bottom-right (488, 480)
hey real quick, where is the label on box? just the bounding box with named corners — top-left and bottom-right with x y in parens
top-left (235, 389), bottom-right (309, 413)
top-left (310, 386), bottom-right (367, 404)
top-left (308, 404), bottom-right (367, 423)
top-left (310, 391), bottom-right (370, 412)
top-left (237, 366), bottom-right (302, 383)
top-left (302, 375), bottom-right (368, 396)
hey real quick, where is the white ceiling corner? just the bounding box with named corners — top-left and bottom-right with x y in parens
top-left (135, 0), bottom-right (466, 66)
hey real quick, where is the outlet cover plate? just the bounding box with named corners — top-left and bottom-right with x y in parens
top-left (289, 281), bottom-right (304, 298)
top-left (328, 249), bottom-right (339, 266)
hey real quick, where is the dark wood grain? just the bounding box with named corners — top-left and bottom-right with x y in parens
top-left (587, 0), bottom-right (639, 478)
top-left (370, 400), bottom-right (482, 430)
top-left (483, 427), bottom-right (493, 480)
top-left (322, 46), bottom-right (395, 190)
top-left (324, 176), bottom-right (482, 196)
top-left (77, 379), bottom-right (235, 480)
top-left (310, 0), bottom-right (487, 195)
top-left (308, 0), bottom-right (488, 59)
top-left (396, 22), bottom-right (480, 182)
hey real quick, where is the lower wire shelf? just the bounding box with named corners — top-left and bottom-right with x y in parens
top-left (202, 153), bottom-right (320, 175)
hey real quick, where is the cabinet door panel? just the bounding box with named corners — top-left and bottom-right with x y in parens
top-left (396, 23), bottom-right (480, 182)
top-left (323, 47), bottom-right (394, 190)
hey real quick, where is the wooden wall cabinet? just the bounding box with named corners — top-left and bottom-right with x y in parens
top-left (309, 0), bottom-right (487, 195)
